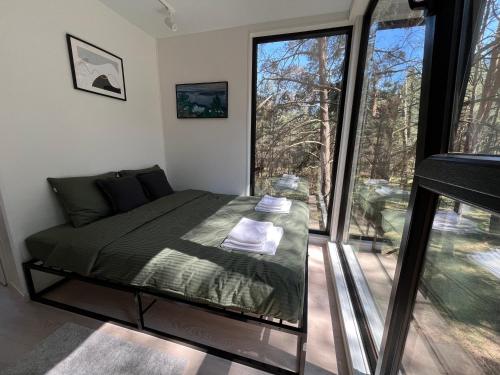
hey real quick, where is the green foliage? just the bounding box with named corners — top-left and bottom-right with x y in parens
top-left (255, 35), bottom-right (348, 209)
top-left (454, 0), bottom-right (500, 154)
top-left (211, 95), bottom-right (224, 116)
top-left (177, 93), bottom-right (227, 118)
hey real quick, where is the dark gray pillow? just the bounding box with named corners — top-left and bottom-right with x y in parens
top-left (137, 170), bottom-right (174, 200)
top-left (47, 172), bottom-right (117, 227)
top-left (119, 164), bottom-right (161, 177)
top-left (96, 176), bottom-right (149, 213)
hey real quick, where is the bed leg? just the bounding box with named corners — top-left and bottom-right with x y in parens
top-left (297, 332), bottom-right (307, 374)
top-left (22, 262), bottom-right (37, 300)
top-left (134, 292), bottom-right (144, 330)
top-left (296, 250), bottom-right (308, 374)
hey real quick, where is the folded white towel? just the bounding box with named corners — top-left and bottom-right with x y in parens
top-left (276, 178), bottom-right (299, 189)
top-left (364, 178), bottom-right (388, 185)
top-left (255, 195), bottom-right (292, 213)
top-left (255, 204), bottom-right (291, 214)
top-left (375, 186), bottom-right (393, 196)
top-left (226, 217), bottom-right (273, 244)
top-left (261, 194), bottom-right (288, 205)
top-left (255, 201), bottom-right (292, 211)
top-left (277, 182), bottom-right (298, 190)
top-left (223, 226), bottom-right (283, 255)
top-left (282, 174), bottom-right (299, 181)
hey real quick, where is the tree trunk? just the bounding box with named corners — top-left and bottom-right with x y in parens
top-left (490, 215), bottom-right (500, 234)
top-left (370, 71), bottom-right (381, 179)
top-left (318, 37), bottom-right (331, 199)
top-left (402, 78), bottom-right (410, 188)
top-left (462, 2), bottom-right (491, 152)
top-left (474, 17), bottom-right (500, 152)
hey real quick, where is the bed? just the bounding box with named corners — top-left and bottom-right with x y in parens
top-left (24, 189), bottom-right (310, 374)
top-left (381, 208), bottom-right (481, 252)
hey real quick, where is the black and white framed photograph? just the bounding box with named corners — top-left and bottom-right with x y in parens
top-left (66, 34), bottom-right (126, 101)
top-left (176, 82), bottom-right (228, 118)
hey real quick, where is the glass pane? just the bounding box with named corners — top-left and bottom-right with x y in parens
top-left (253, 32), bottom-right (349, 232)
top-left (401, 198), bottom-right (500, 374)
top-left (452, 0), bottom-right (500, 154)
top-left (342, 0), bottom-right (426, 349)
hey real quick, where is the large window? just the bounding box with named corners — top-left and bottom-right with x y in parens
top-left (251, 28), bottom-right (351, 233)
top-left (336, 0), bottom-right (500, 374)
top-left (341, 0), bottom-right (426, 349)
top-left (400, 2), bottom-right (500, 372)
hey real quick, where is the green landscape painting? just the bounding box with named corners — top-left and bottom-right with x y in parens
top-left (176, 82), bottom-right (228, 118)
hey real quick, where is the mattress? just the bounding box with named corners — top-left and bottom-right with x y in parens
top-left (26, 190), bottom-right (309, 322)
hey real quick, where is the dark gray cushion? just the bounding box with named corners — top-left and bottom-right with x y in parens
top-left (137, 170), bottom-right (174, 200)
top-left (119, 164), bottom-right (161, 177)
top-left (96, 176), bottom-right (149, 213)
top-left (47, 172), bottom-right (117, 227)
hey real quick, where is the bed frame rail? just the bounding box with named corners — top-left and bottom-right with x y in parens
top-left (22, 253), bottom-right (308, 375)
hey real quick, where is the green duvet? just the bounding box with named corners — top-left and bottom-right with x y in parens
top-left (26, 190), bottom-right (309, 322)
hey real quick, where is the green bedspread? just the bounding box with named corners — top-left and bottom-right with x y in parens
top-left (26, 190), bottom-right (309, 321)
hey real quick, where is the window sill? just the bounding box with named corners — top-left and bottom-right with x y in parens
top-left (327, 241), bottom-right (371, 375)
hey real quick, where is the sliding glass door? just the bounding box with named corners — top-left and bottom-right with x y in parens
top-left (251, 28), bottom-right (352, 233)
top-left (339, 0), bottom-right (427, 351)
top-left (337, 0), bottom-right (500, 374)
top-left (399, 1), bottom-right (500, 372)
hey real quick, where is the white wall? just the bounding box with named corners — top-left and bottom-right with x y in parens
top-left (0, 193), bottom-right (16, 286)
top-left (158, 27), bottom-right (249, 195)
top-left (157, 13), bottom-right (351, 196)
top-left (349, 0), bottom-right (371, 20)
top-left (0, 0), bottom-right (165, 293)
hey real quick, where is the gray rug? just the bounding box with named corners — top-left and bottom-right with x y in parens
top-left (1, 323), bottom-right (186, 375)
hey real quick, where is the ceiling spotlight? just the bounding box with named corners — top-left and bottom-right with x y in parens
top-left (158, 0), bottom-right (177, 32)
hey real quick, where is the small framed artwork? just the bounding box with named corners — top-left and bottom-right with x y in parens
top-left (66, 34), bottom-right (126, 101)
top-left (176, 81), bottom-right (228, 118)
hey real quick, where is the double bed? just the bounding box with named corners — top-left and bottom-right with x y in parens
top-left (24, 189), bottom-right (310, 374)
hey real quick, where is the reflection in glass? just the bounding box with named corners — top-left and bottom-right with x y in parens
top-left (342, 0), bottom-right (425, 349)
top-left (452, 0), bottom-right (500, 154)
top-left (253, 33), bottom-right (349, 231)
top-left (401, 198), bottom-right (500, 374)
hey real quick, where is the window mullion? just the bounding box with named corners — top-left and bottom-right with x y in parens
top-left (375, 182), bottom-right (438, 375)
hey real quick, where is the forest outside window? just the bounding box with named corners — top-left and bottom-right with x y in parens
top-left (251, 28), bottom-right (351, 233)
top-left (400, 2), bottom-right (500, 372)
top-left (452, 0), bottom-right (500, 155)
top-left (341, 0), bottom-right (426, 349)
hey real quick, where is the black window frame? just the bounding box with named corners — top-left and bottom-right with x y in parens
top-left (250, 26), bottom-right (353, 235)
top-left (335, 0), bottom-right (440, 368)
top-left (333, 0), bottom-right (500, 374)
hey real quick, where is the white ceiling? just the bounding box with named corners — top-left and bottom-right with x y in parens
top-left (99, 0), bottom-right (352, 38)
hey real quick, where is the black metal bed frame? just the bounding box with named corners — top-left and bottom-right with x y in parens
top-left (22, 252), bottom-right (308, 375)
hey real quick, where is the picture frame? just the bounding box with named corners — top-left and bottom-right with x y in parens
top-left (66, 34), bottom-right (127, 101)
top-left (176, 81), bottom-right (228, 118)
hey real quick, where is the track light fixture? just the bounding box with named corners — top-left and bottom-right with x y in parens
top-left (158, 0), bottom-right (177, 32)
